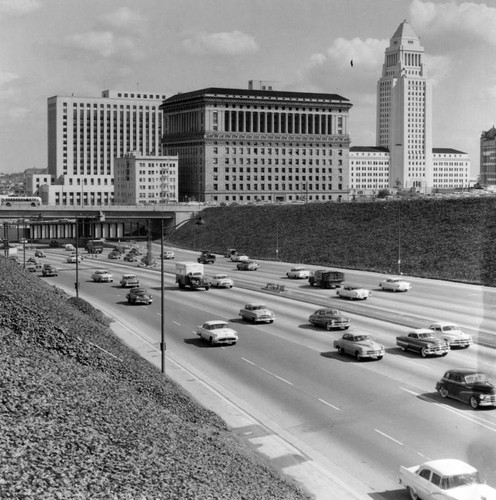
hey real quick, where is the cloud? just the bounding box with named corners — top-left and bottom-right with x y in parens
top-left (410, 0), bottom-right (496, 49)
top-left (0, 0), bottom-right (40, 17)
top-left (65, 30), bottom-right (144, 60)
top-left (99, 6), bottom-right (146, 35)
top-left (183, 31), bottom-right (259, 56)
top-left (0, 70), bottom-right (19, 87)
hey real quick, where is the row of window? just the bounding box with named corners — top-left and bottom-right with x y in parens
top-left (213, 184), bottom-right (343, 192)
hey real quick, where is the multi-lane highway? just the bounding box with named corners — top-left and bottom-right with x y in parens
top-left (32, 244), bottom-right (496, 498)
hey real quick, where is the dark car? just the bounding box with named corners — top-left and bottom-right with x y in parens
top-left (34, 250), bottom-right (46, 258)
top-left (436, 369), bottom-right (496, 409)
top-left (49, 240), bottom-right (59, 248)
top-left (308, 308), bottom-right (351, 330)
top-left (126, 287), bottom-right (153, 305)
top-left (124, 253), bottom-right (139, 262)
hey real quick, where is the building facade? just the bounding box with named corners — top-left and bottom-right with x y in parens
top-left (349, 146), bottom-right (390, 196)
top-left (39, 90), bottom-right (166, 206)
top-left (432, 148), bottom-right (470, 189)
top-left (114, 152), bottom-right (178, 205)
top-left (160, 87), bottom-right (352, 203)
top-left (377, 20), bottom-right (433, 191)
top-left (480, 126), bottom-right (496, 186)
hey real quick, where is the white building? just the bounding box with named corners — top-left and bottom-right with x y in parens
top-left (114, 152), bottom-right (178, 205)
top-left (34, 90), bottom-right (166, 206)
top-left (377, 20), bottom-right (433, 191)
top-left (349, 146), bottom-right (390, 196)
top-left (432, 148), bottom-right (471, 189)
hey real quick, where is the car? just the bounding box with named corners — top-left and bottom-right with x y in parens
top-left (161, 250), bottom-right (175, 259)
top-left (428, 322), bottom-right (473, 348)
top-left (41, 264), bottom-right (58, 277)
top-left (120, 273), bottom-right (140, 288)
top-left (198, 250), bottom-right (216, 264)
top-left (108, 251), bottom-right (121, 259)
top-left (196, 320), bottom-right (238, 346)
top-left (237, 260), bottom-right (259, 271)
top-left (209, 274), bottom-right (234, 288)
top-left (336, 284), bottom-right (371, 300)
top-left (231, 253), bottom-right (249, 262)
top-left (26, 264), bottom-right (38, 272)
top-left (49, 240), bottom-right (59, 248)
top-left (239, 304), bottom-right (275, 323)
top-left (399, 459), bottom-right (496, 500)
top-left (436, 369), bottom-right (496, 409)
top-left (128, 247), bottom-right (143, 255)
top-left (224, 248), bottom-right (237, 258)
top-left (34, 250), bottom-right (46, 258)
top-left (91, 269), bottom-right (113, 282)
top-left (67, 254), bottom-right (83, 263)
top-left (64, 244), bottom-right (76, 252)
top-left (379, 277), bottom-right (411, 292)
top-left (124, 254), bottom-right (139, 262)
top-left (126, 287), bottom-right (153, 305)
top-left (308, 308), bottom-right (351, 330)
top-left (27, 257), bottom-right (37, 264)
top-left (286, 266), bottom-right (311, 279)
top-left (334, 333), bottom-right (385, 360)
top-left (396, 328), bottom-right (449, 357)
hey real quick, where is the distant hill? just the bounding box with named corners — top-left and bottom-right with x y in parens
top-left (167, 197), bottom-right (496, 286)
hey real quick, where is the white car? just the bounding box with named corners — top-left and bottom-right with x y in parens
top-left (336, 284), bottom-right (371, 300)
top-left (67, 254), bottom-right (83, 263)
top-left (379, 277), bottom-right (411, 292)
top-left (209, 274), bottom-right (234, 288)
top-left (196, 320), bottom-right (238, 346)
top-left (286, 266), bottom-right (310, 279)
top-left (120, 273), bottom-right (140, 288)
top-left (428, 321), bottom-right (473, 348)
top-left (91, 269), bottom-right (113, 282)
top-left (231, 254), bottom-right (249, 262)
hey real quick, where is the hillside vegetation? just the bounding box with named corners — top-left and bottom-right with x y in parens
top-left (0, 259), bottom-right (310, 500)
top-left (168, 197), bottom-right (496, 286)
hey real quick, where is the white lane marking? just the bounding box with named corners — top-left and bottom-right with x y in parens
top-left (242, 358), bottom-right (293, 385)
top-left (374, 429), bottom-right (404, 446)
top-left (173, 321), bottom-right (181, 326)
top-left (400, 387), bottom-right (496, 432)
top-left (318, 398), bottom-right (340, 411)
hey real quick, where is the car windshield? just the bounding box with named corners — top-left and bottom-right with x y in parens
top-left (252, 305), bottom-right (265, 310)
top-left (209, 323), bottom-right (227, 330)
top-left (442, 325), bottom-right (458, 331)
top-left (215, 275), bottom-right (227, 279)
top-left (418, 333), bottom-right (432, 338)
top-left (354, 335), bottom-right (372, 342)
top-left (325, 310), bottom-right (340, 316)
top-left (465, 373), bottom-right (490, 384)
top-left (440, 472), bottom-right (480, 489)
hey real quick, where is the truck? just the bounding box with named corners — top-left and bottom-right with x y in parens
top-left (86, 239), bottom-right (104, 254)
top-left (175, 262), bottom-right (210, 290)
top-left (399, 459), bottom-right (496, 500)
top-left (197, 250), bottom-right (216, 264)
top-left (308, 270), bottom-right (345, 289)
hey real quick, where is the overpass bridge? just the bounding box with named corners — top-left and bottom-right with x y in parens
top-left (0, 204), bottom-right (206, 243)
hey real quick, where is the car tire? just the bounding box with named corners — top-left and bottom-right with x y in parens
top-left (440, 386), bottom-right (449, 398)
top-left (209, 337), bottom-right (214, 346)
top-left (269, 320), bottom-right (274, 324)
top-left (355, 351), bottom-right (363, 361)
top-left (407, 487), bottom-right (419, 500)
top-left (470, 396), bottom-right (479, 409)
top-left (377, 355), bottom-right (383, 360)
top-left (251, 317), bottom-right (256, 323)
top-left (400, 346), bottom-right (407, 352)
top-left (326, 323), bottom-right (332, 331)
top-left (421, 348), bottom-right (428, 358)
top-left (338, 347), bottom-right (345, 355)
top-left (441, 351), bottom-right (448, 357)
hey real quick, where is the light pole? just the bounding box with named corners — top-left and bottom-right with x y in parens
top-left (159, 214), bottom-right (205, 373)
top-left (397, 204), bottom-right (401, 275)
top-left (75, 216), bottom-right (80, 298)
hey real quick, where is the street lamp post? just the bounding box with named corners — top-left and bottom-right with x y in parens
top-left (397, 204), bottom-right (401, 275)
top-left (159, 214), bottom-right (205, 373)
top-left (75, 216), bottom-right (80, 298)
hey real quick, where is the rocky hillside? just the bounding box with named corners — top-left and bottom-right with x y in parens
top-left (0, 258), bottom-right (310, 500)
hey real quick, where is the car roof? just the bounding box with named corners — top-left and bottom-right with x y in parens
top-left (203, 320), bottom-right (228, 326)
top-left (444, 368), bottom-right (485, 376)
top-left (421, 459), bottom-right (477, 476)
top-left (429, 321), bottom-right (459, 327)
top-left (95, 269), bottom-right (110, 273)
top-left (410, 328), bottom-right (434, 334)
top-left (122, 274), bottom-right (136, 278)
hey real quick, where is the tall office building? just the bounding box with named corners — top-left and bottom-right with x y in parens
top-left (480, 126), bottom-right (496, 186)
top-left (41, 90), bottom-right (165, 206)
top-left (377, 20), bottom-right (433, 191)
top-left (161, 86), bottom-right (352, 203)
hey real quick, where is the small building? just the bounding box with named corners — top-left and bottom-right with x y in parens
top-left (349, 146), bottom-right (390, 197)
top-left (432, 148), bottom-right (471, 190)
top-left (113, 152), bottom-right (178, 205)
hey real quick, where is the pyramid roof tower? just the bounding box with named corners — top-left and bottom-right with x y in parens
top-left (391, 19), bottom-right (419, 42)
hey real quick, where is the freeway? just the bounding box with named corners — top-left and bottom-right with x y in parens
top-left (32, 245), bottom-right (496, 498)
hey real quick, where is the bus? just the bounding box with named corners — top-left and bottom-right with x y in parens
top-left (0, 196), bottom-right (42, 207)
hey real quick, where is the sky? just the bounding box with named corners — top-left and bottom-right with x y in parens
top-left (0, 0), bottom-right (495, 177)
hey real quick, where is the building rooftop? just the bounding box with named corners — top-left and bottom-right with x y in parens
top-left (432, 148), bottom-right (467, 155)
top-left (350, 146), bottom-right (389, 153)
top-left (162, 87), bottom-right (350, 105)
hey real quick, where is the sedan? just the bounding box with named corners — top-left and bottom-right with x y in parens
top-left (334, 333), bottom-right (385, 360)
top-left (34, 250), bottom-right (46, 258)
top-left (161, 250), bottom-right (175, 259)
top-left (379, 277), bottom-right (411, 292)
top-left (196, 320), bottom-right (238, 346)
top-left (67, 254), bottom-right (83, 263)
top-left (91, 269), bottom-right (113, 282)
top-left (336, 284), bottom-right (371, 300)
top-left (209, 274), bottom-right (234, 288)
top-left (120, 274), bottom-right (140, 288)
top-left (237, 260), bottom-right (259, 271)
top-left (308, 308), bottom-right (351, 330)
top-left (126, 287), bottom-right (153, 305)
top-left (428, 322), bottom-right (473, 348)
top-left (436, 369), bottom-right (496, 409)
top-left (231, 254), bottom-right (249, 262)
top-left (286, 266), bottom-right (310, 279)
